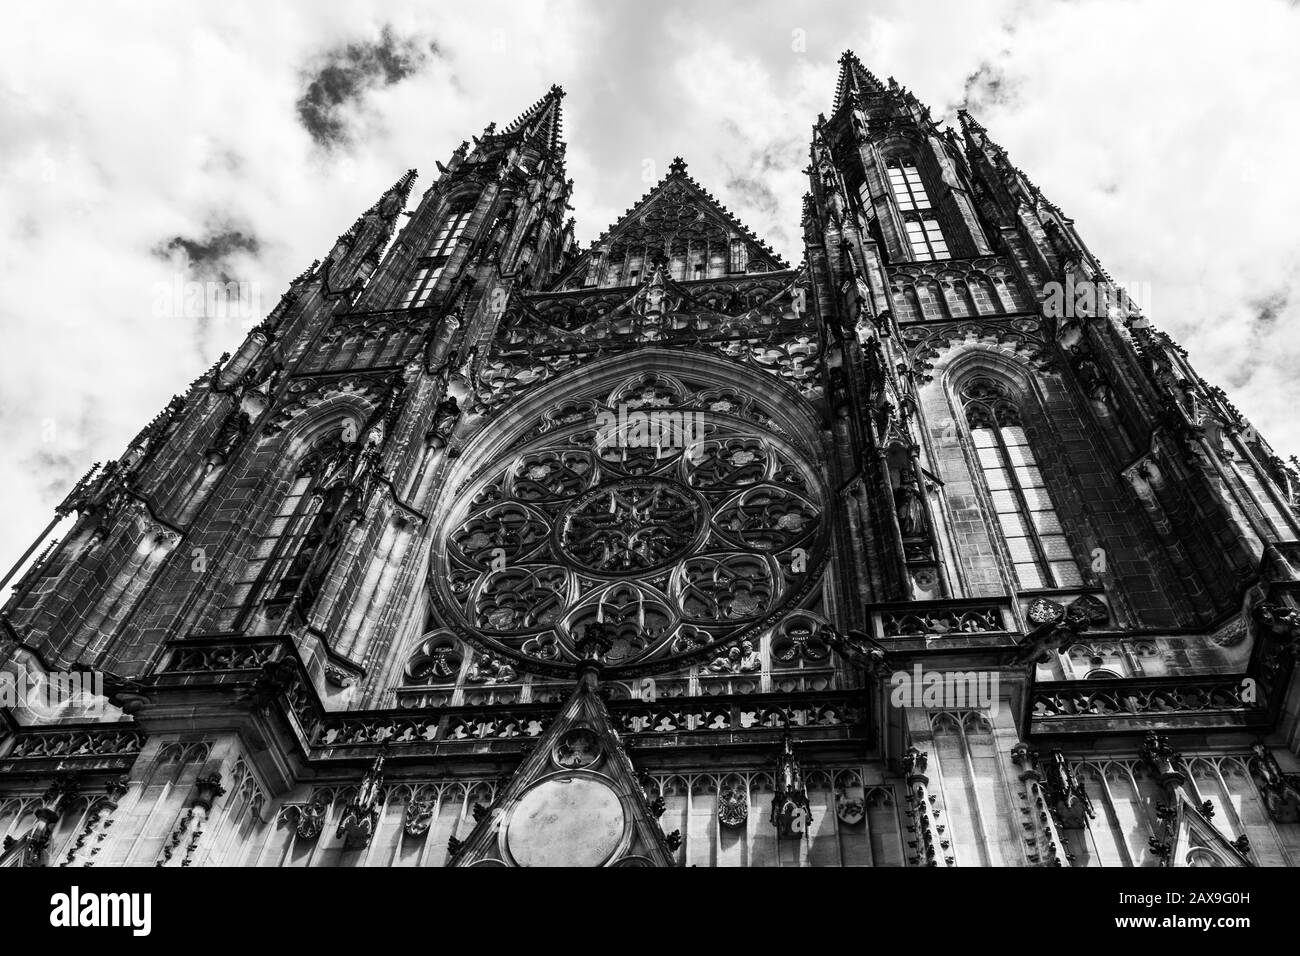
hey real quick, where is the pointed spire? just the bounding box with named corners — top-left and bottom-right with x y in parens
top-left (327, 168), bottom-right (419, 288)
top-left (381, 168), bottom-right (418, 213)
top-left (958, 108), bottom-right (1000, 152)
top-left (338, 169), bottom-right (419, 250)
top-left (368, 169), bottom-right (418, 230)
top-left (957, 108), bottom-right (984, 136)
top-left (833, 49), bottom-right (885, 111)
top-left (503, 83), bottom-right (566, 152)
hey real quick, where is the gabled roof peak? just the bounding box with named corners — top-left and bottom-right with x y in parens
top-left (546, 159), bottom-right (789, 289)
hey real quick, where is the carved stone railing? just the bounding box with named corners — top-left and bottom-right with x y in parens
top-left (1030, 675), bottom-right (1268, 735)
top-left (391, 686), bottom-right (458, 709)
top-left (307, 692), bottom-right (864, 754)
top-left (870, 597), bottom-right (1016, 641)
top-left (0, 726), bottom-right (146, 774)
top-left (159, 639), bottom-right (284, 674)
top-left (1013, 588), bottom-right (1109, 630)
top-left (312, 707), bottom-right (553, 750)
top-left (611, 692), bottom-right (861, 741)
top-left (149, 635), bottom-right (866, 761)
top-left (393, 671), bottom-right (814, 709)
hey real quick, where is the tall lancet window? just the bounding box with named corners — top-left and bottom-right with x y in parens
top-left (888, 156), bottom-right (948, 261)
top-left (886, 158), bottom-right (932, 211)
top-left (430, 201), bottom-right (472, 257)
top-left (399, 200), bottom-right (472, 308)
top-left (729, 238), bottom-right (748, 274)
top-left (226, 436), bottom-right (354, 628)
top-left (961, 378), bottom-right (1083, 590)
top-left (904, 215), bottom-right (949, 261)
top-left (398, 262), bottom-right (444, 309)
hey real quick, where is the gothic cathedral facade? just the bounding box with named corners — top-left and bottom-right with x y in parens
top-left (4, 54), bottom-right (1300, 868)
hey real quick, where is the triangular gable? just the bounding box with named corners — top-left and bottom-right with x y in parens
top-left (1166, 796), bottom-right (1252, 868)
top-left (550, 157), bottom-right (788, 290)
top-left (448, 677), bottom-right (678, 867)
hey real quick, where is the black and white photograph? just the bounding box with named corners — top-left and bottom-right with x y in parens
top-left (0, 0), bottom-right (1294, 936)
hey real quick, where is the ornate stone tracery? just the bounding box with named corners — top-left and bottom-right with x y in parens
top-left (428, 369), bottom-right (828, 677)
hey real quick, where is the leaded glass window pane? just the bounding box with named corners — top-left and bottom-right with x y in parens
top-left (962, 378), bottom-right (1082, 589)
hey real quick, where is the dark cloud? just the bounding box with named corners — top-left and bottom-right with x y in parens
top-left (152, 224), bottom-right (262, 285)
top-left (960, 60), bottom-right (1022, 113)
top-left (296, 25), bottom-right (440, 149)
top-left (726, 174), bottom-right (780, 218)
top-left (32, 446), bottom-right (89, 502)
top-left (1252, 289), bottom-right (1288, 326)
top-left (721, 138), bottom-right (804, 233)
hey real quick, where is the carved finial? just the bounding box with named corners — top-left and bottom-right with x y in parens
top-left (669, 156), bottom-right (687, 176)
top-left (770, 734), bottom-right (812, 838)
top-left (577, 622), bottom-right (615, 663)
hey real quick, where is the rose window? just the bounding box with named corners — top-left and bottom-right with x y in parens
top-left (428, 374), bottom-right (827, 677)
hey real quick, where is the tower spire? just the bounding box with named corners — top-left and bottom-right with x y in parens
top-left (502, 83), bottom-right (567, 152)
top-left (327, 168), bottom-right (419, 289)
top-left (373, 168), bottom-right (419, 215)
top-left (334, 168), bottom-right (419, 250)
top-left (833, 49), bottom-right (885, 111)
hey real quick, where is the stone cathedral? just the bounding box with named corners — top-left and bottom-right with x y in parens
top-left (4, 53), bottom-right (1300, 869)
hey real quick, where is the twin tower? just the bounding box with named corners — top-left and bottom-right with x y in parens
top-left (3, 53), bottom-right (1300, 868)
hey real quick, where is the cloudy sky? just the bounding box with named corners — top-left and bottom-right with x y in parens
top-left (2, 0), bottom-right (1299, 571)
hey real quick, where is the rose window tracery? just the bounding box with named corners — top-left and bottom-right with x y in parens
top-left (429, 372), bottom-right (827, 677)
top-left (558, 480), bottom-right (703, 573)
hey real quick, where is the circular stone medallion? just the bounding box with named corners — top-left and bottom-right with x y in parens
top-left (506, 775), bottom-right (626, 867)
top-left (554, 728), bottom-right (602, 769)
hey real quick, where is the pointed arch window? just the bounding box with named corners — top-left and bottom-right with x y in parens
top-left (399, 262), bottom-right (445, 308)
top-left (915, 279), bottom-right (944, 320)
top-left (886, 156), bottom-right (948, 261)
top-left (226, 434), bottom-right (357, 627)
top-left (961, 378), bottom-right (1083, 590)
top-left (892, 283), bottom-right (920, 323)
top-left (399, 200), bottom-right (472, 308)
top-left (886, 158), bottom-right (932, 211)
top-left (941, 276), bottom-right (974, 317)
top-left (989, 270), bottom-right (1030, 312)
top-left (431, 202), bottom-right (472, 258)
top-left (969, 276), bottom-right (1000, 315)
top-left (903, 214), bottom-right (949, 261)
top-left (729, 239), bottom-right (749, 274)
